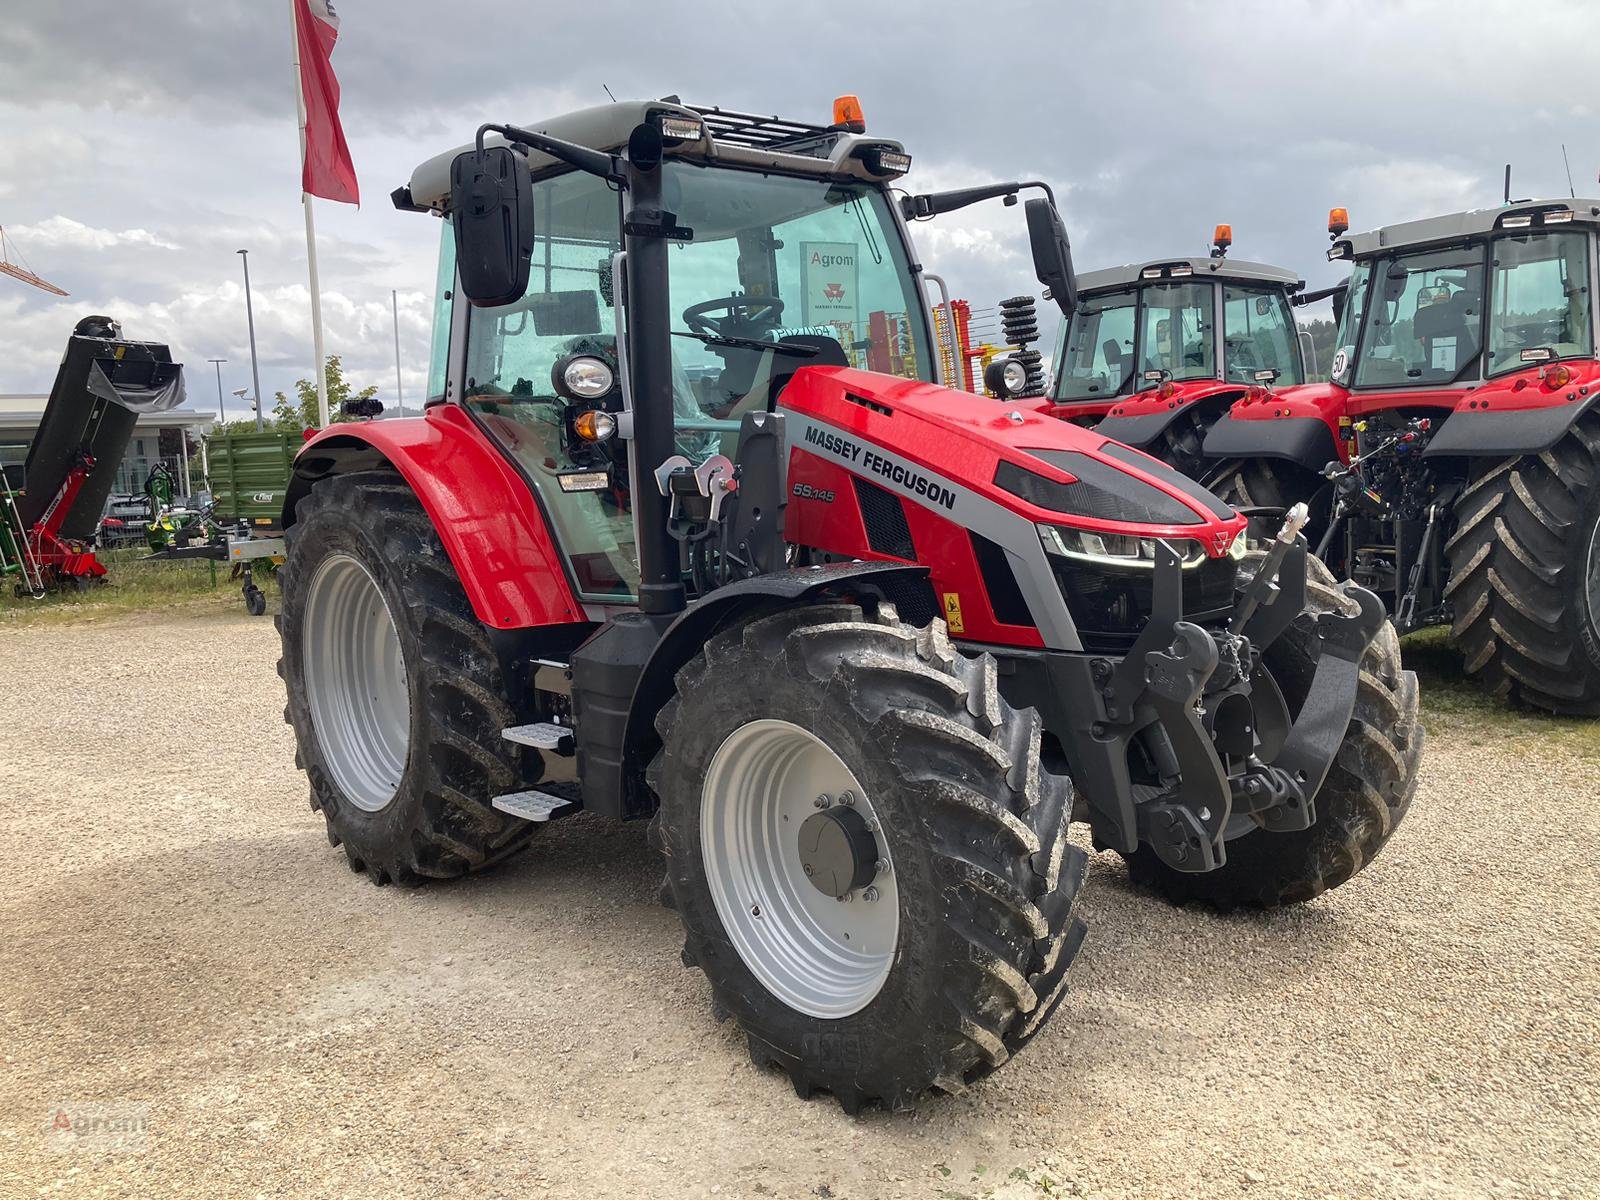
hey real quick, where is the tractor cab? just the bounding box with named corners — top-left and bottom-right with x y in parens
top-left (1051, 229), bottom-right (1307, 478)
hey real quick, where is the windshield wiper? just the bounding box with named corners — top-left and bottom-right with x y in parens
top-left (671, 330), bottom-right (821, 357)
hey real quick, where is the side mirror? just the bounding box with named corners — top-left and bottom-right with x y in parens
top-left (1026, 198), bottom-right (1077, 318)
top-left (450, 145), bottom-right (534, 308)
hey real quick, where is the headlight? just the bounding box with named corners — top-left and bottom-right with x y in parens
top-left (1001, 358), bottom-right (1029, 394)
top-left (1037, 524), bottom-right (1209, 570)
top-left (555, 354), bottom-right (615, 400)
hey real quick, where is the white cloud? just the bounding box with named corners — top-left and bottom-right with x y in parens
top-left (7, 215), bottom-right (180, 252)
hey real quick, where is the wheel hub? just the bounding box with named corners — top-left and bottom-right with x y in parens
top-left (798, 802), bottom-right (879, 900)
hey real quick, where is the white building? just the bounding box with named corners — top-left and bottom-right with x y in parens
top-left (0, 392), bottom-right (216, 498)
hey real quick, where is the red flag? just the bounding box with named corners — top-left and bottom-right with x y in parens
top-left (294, 0), bottom-right (359, 205)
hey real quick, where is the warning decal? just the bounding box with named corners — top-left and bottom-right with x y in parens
top-left (941, 592), bottom-right (965, 635)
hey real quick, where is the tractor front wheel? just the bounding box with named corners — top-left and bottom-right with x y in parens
top-left (277, 469), bottom-right (539, 884)
top-left (649, 603), bottom-right (1088, 1112)
top-left (1445, 415), bottom-right (1600, 714)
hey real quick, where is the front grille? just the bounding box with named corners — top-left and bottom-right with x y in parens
top-left (1053, 555), bottom-right (1239, 651)
top-left (853, 477), bottom-right (916, 560)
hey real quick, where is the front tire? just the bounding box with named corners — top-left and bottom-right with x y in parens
top-left (277, 470), bottom-right (540, 885)
top-left (649, 602), bottom-right (1088, 1112)
top-left (1125, 553), bottom-right (1423, 908)
top-left (1444, 416), bottom-right (1600, 714)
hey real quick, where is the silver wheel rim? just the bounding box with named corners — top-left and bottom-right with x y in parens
top-left (303, 552), bottom-right (410, 813)
top-left (700, 719), bottom-right (898, 1019)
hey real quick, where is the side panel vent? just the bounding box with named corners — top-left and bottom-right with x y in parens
top-left (852, 477), bottom-right (916, 560)
top-left (969, 533), bottom-right (1037, 628)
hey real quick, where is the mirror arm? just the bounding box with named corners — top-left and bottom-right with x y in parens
top-left (901, 179), bottom-right (1057, 221)
top-left (476, 123), bottom-right (627, 186)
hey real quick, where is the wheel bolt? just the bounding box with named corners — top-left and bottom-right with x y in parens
top-left (839, 791), bottom-right (855, 806)
top-left (814, 794), bottom-right (831, 808)
top-left (874, 858), bottom-right (890, 876)
top-left (862, 886), bottom-right (880, 903)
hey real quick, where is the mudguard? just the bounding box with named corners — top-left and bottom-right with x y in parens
top-left (283, 404), bottom-right (583, 629)
top-left (1094, 380), bottom-right (1246, 448)
top-left (1202, 381), bottom-right (1350, 471)
top-left (1422, 366), bottom-right (1600, 458)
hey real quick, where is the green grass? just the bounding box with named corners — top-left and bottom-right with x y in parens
top-left (0, 546), bottom-right (276, 628)
top-left (1404, 626), bottom-right (1600, 760)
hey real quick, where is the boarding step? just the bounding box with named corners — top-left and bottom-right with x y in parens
top-left (491, 790), bottom-right (576, 823)
top-left (501, 722), bottom-right (575, 753)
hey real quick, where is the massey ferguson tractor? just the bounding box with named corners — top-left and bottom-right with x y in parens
top-left (274, 97), bottom-right (1422, 1111)
top-left (1032, 227), bottom-right (1313, 480)
top-left (1194, 201), bottom-right (1600, 714)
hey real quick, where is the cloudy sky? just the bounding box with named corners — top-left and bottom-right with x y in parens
top-left (2, 0), bottom-right (1596, 418)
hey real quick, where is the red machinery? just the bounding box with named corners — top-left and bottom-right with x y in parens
top-left (1, 316), bottom-right (186, 597)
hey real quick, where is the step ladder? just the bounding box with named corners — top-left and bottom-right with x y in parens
top-left (491, 722), bottom-right (578, 822)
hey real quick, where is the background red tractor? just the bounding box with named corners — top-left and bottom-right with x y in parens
top-left (1194, 201), bottom-right (1600, 714)
top-left (275, 97), bottom-right (1421, 1111)
top-left (993, 227), bottom-right (1315, 482)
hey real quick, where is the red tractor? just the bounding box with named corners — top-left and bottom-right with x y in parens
top-left (1194, 202), bottom-right (1600, 714)
top-left (1028, 227), bottom-right (1314, 479)
top-left (275, 97), bottom-right (1421, 1110)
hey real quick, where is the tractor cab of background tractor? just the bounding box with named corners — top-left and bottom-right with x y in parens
top-left (1195, 198), bottom-right (1600, 714)
top-left (1023, 226), bottom-right (1311, 479)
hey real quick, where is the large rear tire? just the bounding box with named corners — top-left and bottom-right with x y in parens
top-left (649, 602), bottom-right (1088, 1112)
top-left (277, 470), bottom-right (540, 885)
top-left (1124, 553), bottom-right (1423, 909)
top-left (1444, 416), bottom-right (1600, 715)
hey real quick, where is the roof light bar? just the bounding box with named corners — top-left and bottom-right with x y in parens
top-left (1501, 214), bottom-right (1534, 229)
top-left (1140, 267), bottom-right (1162, 280)
top-left (657, 115), bottom-right (704, 143)
top-left (1168, 264), bottom-right (1194, 277)
top-left (859, 146), bottom-right (912, 178)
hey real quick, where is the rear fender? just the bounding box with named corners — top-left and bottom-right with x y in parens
top-left (1094, 381), bottom-right (1245, 448)
top-left (1422, 365), bottom-right (1600, 458)
top-left (1201, 382), bottom-right (1349, 471)
top-left (283, 405), bottom-right (583, 629)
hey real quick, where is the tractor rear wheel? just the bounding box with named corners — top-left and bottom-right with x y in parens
top-left (277, 469), bottom-right (539, 884)
top-left (1444, 416), bottom-right (1600, 714)
top-left (649, 603), bottom-right (1088, 1112)
top-left (1124, 552), bottom-right (1423, 909)
top-left (1206, 457), bottom-right (1334, 552)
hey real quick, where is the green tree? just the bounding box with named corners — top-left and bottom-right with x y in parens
top-left (270, 355), bottom-right (378, 430)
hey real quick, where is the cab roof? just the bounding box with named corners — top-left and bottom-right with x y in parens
top-left (401, 98), bottom-right (909, 214)
top-left (1076, 257), bottom-right (1302, 295)
top-left (1330, 198), bottom-right (1600, 260)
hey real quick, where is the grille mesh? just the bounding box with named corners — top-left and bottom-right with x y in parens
top-left (852, 477), bottom-right (916, 560)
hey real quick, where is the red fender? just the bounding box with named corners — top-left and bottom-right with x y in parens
top-left (286, 404), bottom-right (583, 630)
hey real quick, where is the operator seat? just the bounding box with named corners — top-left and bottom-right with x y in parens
top-left (1413, 292), bottom-right (1474, 374)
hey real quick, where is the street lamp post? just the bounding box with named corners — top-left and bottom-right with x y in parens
top-left (237, 249), bottom-right (264, 433)
top-left (207, 357), bottom-right (228, 422)
top-left (391, 289), bottom-right (404, 418)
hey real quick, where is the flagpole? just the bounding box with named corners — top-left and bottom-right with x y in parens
top-left (291, 0), bottom-right (331, 429)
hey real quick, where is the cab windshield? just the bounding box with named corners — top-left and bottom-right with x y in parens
top-left (1053, 289), bottom-right (1137, 399)
top-left (1222, 285), bottom-right (1303, 384)
top-left (1329, 261), bottom-right (1370, 386)
top-left (663, 161), bottom-right (932, 427)
top-left (1486, 230), bottom-right (1593, 376)
top-left (456, 162), bottom-right (929, 603)
top-left (1354, 246), bottom-right (1485, 388)
top-left (1136, 281), bottom-right (1214, 387)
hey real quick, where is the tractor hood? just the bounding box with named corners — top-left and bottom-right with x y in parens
top-left (777, 365), bottom-right (1247, 550)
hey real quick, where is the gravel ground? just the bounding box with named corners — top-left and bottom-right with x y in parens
top-left (1, 608), bottom-right (1596, 1200)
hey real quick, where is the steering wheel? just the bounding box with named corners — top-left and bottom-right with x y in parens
top-left (682, 295), bottom-right (786, 338)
